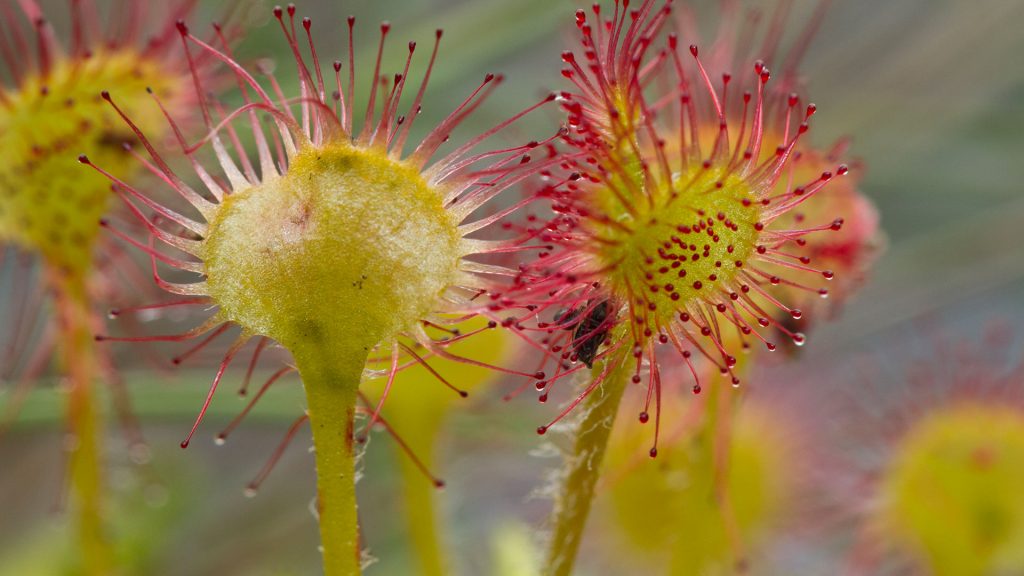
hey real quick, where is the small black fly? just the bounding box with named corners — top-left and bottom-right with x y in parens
top-left (555, 299), bottom-right (611, 368)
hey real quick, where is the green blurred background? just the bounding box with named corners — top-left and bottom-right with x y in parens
top-left (2, 0), bottom-right (1024, 574)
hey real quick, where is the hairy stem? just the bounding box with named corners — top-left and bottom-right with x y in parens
top-left (294, 345), bottom-right (366, 576)
top-left (57, 274), bottom-right (112, 576)
top-left (543, 356), bottom-right (631, 576)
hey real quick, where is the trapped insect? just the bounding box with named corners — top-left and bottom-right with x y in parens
top-left (555, 299), bottom-right (612, 368)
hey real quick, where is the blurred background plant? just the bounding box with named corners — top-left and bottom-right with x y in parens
top-left (0, 2), bottom-right (234, 573)
top-left (595, 386), bottom-right (806, 576)
top-left (819, 327), bottom-right (1024, 576)
top-left (2, 0), bottom-right (1023, 574)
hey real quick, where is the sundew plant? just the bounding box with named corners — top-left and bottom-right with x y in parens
top-left (2, 1), bottom-right (1024, 575)
top-left (84, 4), bottom-right (557, 574)
top-left (497, 2), bottom-right (882, 572)
top-left (0, 2), bottom-right (231, 573)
